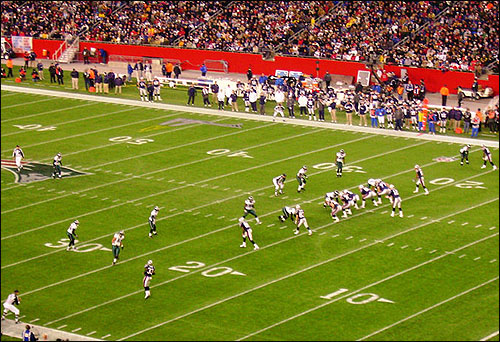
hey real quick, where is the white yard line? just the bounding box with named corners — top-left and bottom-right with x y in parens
top-left (236, 234), bottom-right (499, 342)
top-left (130, 232), bottom-right (500, 341)
top-left (41, 194), bottom-right (498, 329)
top-left (358, 277), bottom-right (500, 341)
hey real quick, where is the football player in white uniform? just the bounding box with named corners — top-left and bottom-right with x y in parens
top-left (243, 196), bottom-right (261, 224)
top-left (389, 184), bottom-right (403, 217)
top-left (111, 230), bottom-right (125, 265)
top-left (323, 191), bottom-right (336, 208)
top-left (279, 206), bottom-right (296, 222)
top-left (1, 290), bottom-right (20, 323)
top-left (238, 217), bottom-right (259, 250)
top-left (272, 173), bottom-right (286, 196)
top-left (413, 164), bottom-right (429, 194)
top-left (143, 260), bottom-right (155, 299)
top-left (336, 149), bottom-right (346, 177)
top-left (12, 145), bottom-right (24, 172)
top-left (329, 199), bottom-right (343, 222)
top-left (358, 185), bottom-right (378, 208)
top-left (52, 152), bottom-right (62, 179)
top-left (481, 145), bottom-right (497, 170)
top-left (375, 179), bottom-right (391, 205)
top-left (149, 206), bottom-right (159, 237)
top-left (294, 205), bottom-right (312, 235)
top-left (459, 144), bottom-right (471, 166)
top-left (66, 219), bottom-right (79, 251)
top-left (153, 77), bottom-right (162, 101)
top-left (296, 166), bottom-right (308, 193)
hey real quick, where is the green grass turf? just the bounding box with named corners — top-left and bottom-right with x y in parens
top-left (2, 63), bottom-right (498, 142)
top-left (1, 87), bottom-right (498, 341)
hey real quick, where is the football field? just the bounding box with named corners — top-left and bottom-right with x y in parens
top-left (1, 88), bottom-right (499, 341)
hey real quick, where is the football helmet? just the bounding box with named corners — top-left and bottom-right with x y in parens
top-left (154, 206), bottom-right (159, 210)
top-left (340, 149), bottom-right (344, 153)
top-left (295, 204), bottom-right (301, 210)
top-left (467, 144), bottom-right (471, 148)
top-left (302, 166), bottom-right (307, 171)
top-left (358, 184), bottom-right (364, 190)
top-left (282, 173), bottom-right (286, 178)
top-left (389, 184), bottom-right (395, 189)
top-left (74, 219), bottom-right (79, 224)
top-left (367, 178), bottom-right (375, 186)
top-left (147, 260), bottom-right (153, 265)
top-left (57, 152), bottom-right (62, 157)
top-left (248, 196), bottom-right (254, 201)
top-left (414, 164), bottom-right (419, 169)
top-left (119, 230), bottom-right (125, 235)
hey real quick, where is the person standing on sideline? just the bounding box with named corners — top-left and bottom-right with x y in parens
top-left (111, 230), bottom-right (125, 265)
top-left (230, 90), bottom-right (238, 112)
top-left (187, 84), bottom-right (196, 105)
top-left (413, 164), bottom-right (429, 195)
top-left (134, 60), bottom-right (143, 79)
top-left (12, 145), bottom-right (24, 172)
top-left (82, 47), bottom-right (90, 64)
top-left (127, 63), bottom-right (133, 82)
top-left (259, 92), bottom-right (267, 115)
top-left (238, 217), bottom-right (259, 250)
top-left (336, 149), bottom-right (346, 177)
top-left (463, 108), bottom-right (472, 134)
top-left (22, 324), bottom-right (37, 341)
top-left (137, 77), bottom-right (147, 101)
top-left (147, 81), bottom-right (154, 102)
top-left (471, 115), bottom-right (480, 138)
top-left (286, 91), bottom-right (296, 118)
top-left (56, 65), bottom-right (64, 85)
top-left (143, 260), bottom-right (155, 299)
top-left (70, 68), bottom-right (79, 90)
top-left (66, 220), bottom-right (79, 250)
top-left (246, 67), bottom-right (253, 81)
top-left (6, 58), bottom-right (14, 77)
top-left (149, 206), bottom-right (159, 237)
top-left (166, 61), bottom-right (173, 78)
top-left (200, 63), bottom-right (207, 77)
top-left (1, 290), bottom-right (21, 323)
top-left (52, 152), bottom-right (62, 179)
top-left (202, 86), bottom-right (210, 106)
top-left (460, 144), bottom-right (471, 166)
top-left (427, 110), bottom-right (436, 135)
top-left (36, 60), bottom-right (44, 80)
top-left (153, 77), bottom-right (162, 101)
top-left (211, 81), bottom-right (219, 105)
top-left (457, 86), bottom-right (465, 108)
top-left (323, 71), bottom-right (331, 88)
top-left (114, 75), bottom-right (123, 94)
top-left (217, 89), bottom-right (225, 110)
top-left (173, 63), bottom-right (181, 79)
top-left (49, 63), bottom-right (56, 83)
top-left (95, 72), bottom-right (103, 93)
top-left (440, 84), bottom-right (449, 106)
top-left (481, 145), bottom-right (497, 170)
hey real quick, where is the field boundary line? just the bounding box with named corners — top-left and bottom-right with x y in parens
top-left (1, 102), bottom-right (97, 123)
top-left (128, 233), bottom-right (500, 341)
top-left (2, 133), bottom-right (374, 267)
top-left (481, 331), bottom-right (500, 341)
top-left (41, 191), bottom-right (497, 327)
top-left (0, 121), bottom-right (275, 213)
top-left (1, 131), bottom-right (369, 241)
top-left (2, 85), bottom-right (497, 148)
top-left (357, 277), bottom-right (500, 341)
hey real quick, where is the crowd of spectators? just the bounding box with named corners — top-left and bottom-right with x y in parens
top-left (1, 1), bottom-right (498, 73)
top-left (383, 1), bottom-right (499, 73)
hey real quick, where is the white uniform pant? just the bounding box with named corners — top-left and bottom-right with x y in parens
top-left (392, 197), bottom-right (402, 209)
top-left (242, 228), bottom-right (254, 241)
top-left (273, 180), bottom-right (284, 192)
top-left (297, 218), bottom-right (309, 229)
top-left (15, 156), bottom-right (22, 169)
top-left (3, 303), bottom-right (19, 316)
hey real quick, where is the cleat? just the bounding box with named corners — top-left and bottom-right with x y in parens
top-left (239, 243), bottom-right (246, 248)
top-left (333, 217), bottom-right (340, 223)
top-left (413, 190), bottom-right (419, 193)
top-left (253, 244), bottom-right (259, 250)
top-left (494, 165), bottom-right (498, 170)
top-left (308, 230), bottom-right (312, 235)
top-left (390, 212), bottom-right (395, 217)
top-left (400, 212), bottom-right (404, 218)
top-left (481, 165), bottom-right (486, 169)
top-left (294, 230), bottom-right (299, 235)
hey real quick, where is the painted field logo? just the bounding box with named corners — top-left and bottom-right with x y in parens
top-left (161, 118), bottom-right (242, 128)
top-left (1, 159), bottom-right (90, 184)
top-left (433, 156), bottom-right (457, 162)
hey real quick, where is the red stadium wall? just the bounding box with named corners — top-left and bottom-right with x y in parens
top-left (13, 38), bottom-right (500, 95)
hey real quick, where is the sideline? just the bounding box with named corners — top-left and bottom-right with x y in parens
top-left (2, 85), bottom-right (498, 148)
top-left (0, 319), bottom-right (102, 341)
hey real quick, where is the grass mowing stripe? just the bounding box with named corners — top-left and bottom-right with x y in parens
top-left (1, 97), bottom-right (57, 109)
top-left (357, 277), bottom-right (499, 341)
top-left (1, 104), bottom-right (145, 137)
top-left (33, 152), bottom-right (489, 323)
top-left (8, 140), bottom-right (423, 297)
top-left (0, 106), bottom-right (143, 153)
top-left (1, 102), bottom-right (97, 123)
top-left (235, 233), bottom-right (499, 341)
top-left (0, 121), bottom-right (275, 214)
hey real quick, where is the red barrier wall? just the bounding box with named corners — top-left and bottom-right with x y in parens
top-left (9, 38), bottom-right (500, 95)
